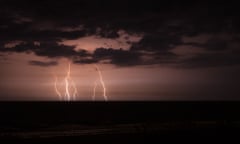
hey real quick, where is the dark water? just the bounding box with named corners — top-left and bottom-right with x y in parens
top-left (0, 101), bottom-right (240, 142)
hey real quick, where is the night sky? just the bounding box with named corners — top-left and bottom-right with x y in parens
top-left (0, 0), bottom-right (240, 100)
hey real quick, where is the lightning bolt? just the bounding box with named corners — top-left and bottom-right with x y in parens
top-left (70, 77), bottom-right (78, 100)
top-left (54, 62), bottom-right (78, 101)
top-left (54, 75), bottom-right (62, 100)
top-left (94, 65), bottom-right (108, 101)
top-left (64, 63), bottom-right (71, 101)
top-left (92, 81), bottom-right (97, 101)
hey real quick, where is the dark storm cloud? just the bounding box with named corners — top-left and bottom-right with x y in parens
top-left (93, 48), bottom-right (142, 66)
top-left (90, 47), bottom-right (178, 66)
top-left (204, 37), bottom-right (240, 51)
top-left (0, 41), bottom-right (90, 58)
top-left (33, 42), bottom-right (89, 58)
top-left (183, 34), bottom-right (240, 52)
top-left (130, 33), bottom-right (182, 52)
top-left (153, 51), bottom-right (178, 64)
top-left (71, 48), bottom-right (141, 66)
top-left (97, 30), bottom-right (120, 39)
top-left (29, 60), bottom-right (58, 67)
top-left (0, 25), bottom-right (87, 42)
top-left (73, 58), bottom-right (98, 64)
top-left (1, 0), bottom-right (240, 68)
top-left (179, 52), bottom-right (240, 68)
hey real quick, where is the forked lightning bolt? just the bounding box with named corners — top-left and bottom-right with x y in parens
top-left (54, 62), bottom-right (78, 101)
top-left (93, 65), bottom-right (108, 101)
top-left (54, 75), bottom-right (62, 100)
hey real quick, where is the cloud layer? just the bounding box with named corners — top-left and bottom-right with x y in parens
top-left (1, 0), bottom-right (240, 68)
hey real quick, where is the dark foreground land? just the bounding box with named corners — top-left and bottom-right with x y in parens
top-left (0, 101), bottom-right (240, 143)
